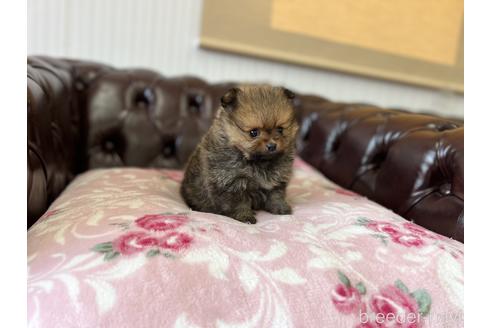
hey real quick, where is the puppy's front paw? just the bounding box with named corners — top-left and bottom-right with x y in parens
top-left (233, 210), bottom-right (257, 224)
top-left (265, 201), bottom-right (292, 215)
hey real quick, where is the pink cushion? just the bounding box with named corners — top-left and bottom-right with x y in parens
top-left (28, 158), bottom-right (463, 327)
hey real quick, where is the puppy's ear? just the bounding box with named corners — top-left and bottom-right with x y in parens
top-left (221, 87), bottom-right (240, 111)
top-left (282, 88), bottom-right (296, 101)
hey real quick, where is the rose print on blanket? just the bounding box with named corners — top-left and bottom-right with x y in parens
top-left (356, 218), bottom-right (445, 248)
top-left (135, 213), bottom-right (187, 231)
top-left (160, 170), bottom-right (184, 183)
top-left (331, 271), bottom-right (367, 314)
top-left (92, 214), bottom-right (193, 261)
top-left (332, 271), bottom-right (431, 328)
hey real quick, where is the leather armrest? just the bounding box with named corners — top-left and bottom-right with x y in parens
top-left (27, 56), bottom-right (111, 226)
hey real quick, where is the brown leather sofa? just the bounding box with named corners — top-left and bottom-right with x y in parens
top-left (27, 56), bottom-right (464, 242)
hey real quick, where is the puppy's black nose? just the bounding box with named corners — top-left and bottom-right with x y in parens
top-left (266, 143), bottom-right (277, 152)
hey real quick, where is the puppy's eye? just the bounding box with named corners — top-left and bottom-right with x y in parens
top-left (276, 127), bottom-right (284, 134)
top-left (249, 129), bottom-right (259, 138)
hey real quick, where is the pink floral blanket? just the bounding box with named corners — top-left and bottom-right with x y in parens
top-left (27, 159), bottom-right (463, 328)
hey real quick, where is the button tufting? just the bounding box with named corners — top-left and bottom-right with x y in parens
top-left (439, 183), bottom-right (452, 195)
top-left (331, 138), bottom-right (341, 153)
top-left (87, 71), bottom-right (97, 80)
top-left (75, 79), bottom-right (85, 91)
top-left (162, 139), bottom-right (176, 158)
top-left (134, 87), bottom-right (155, 107)
top-left (372, 152), bottom-right (387, 164)
top-left (103, 140), bottom-right (115, 152)
top-left (187, 93), bottom-right (204, 114)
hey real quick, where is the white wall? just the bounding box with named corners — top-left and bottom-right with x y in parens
top-left (27, 0), bottom-right (464, 118)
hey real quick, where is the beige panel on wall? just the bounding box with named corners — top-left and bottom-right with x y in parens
top-left (271, 0), bottom-right (464, 65)
top-left (200, 0), bottom-right (463, 92)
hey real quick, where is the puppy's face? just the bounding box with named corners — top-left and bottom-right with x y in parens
top-left (221, 85), bottom-right (299, 160)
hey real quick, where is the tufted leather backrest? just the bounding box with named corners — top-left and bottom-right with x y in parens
top-left (84, 69), bottom-right (233, 169)
top-left (27, 56), bottom-right (464, 242)
top-left (295, 96), bottom-right (464, 241)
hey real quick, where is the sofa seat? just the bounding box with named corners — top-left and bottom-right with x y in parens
top-left (27, 158), bottom-right (463, 328)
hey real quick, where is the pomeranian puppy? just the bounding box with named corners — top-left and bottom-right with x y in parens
top-left (180, 85), bottom-right (299, 224)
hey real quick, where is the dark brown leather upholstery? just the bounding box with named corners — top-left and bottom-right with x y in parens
top-left (27, 56), bottom-right (464, 242)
